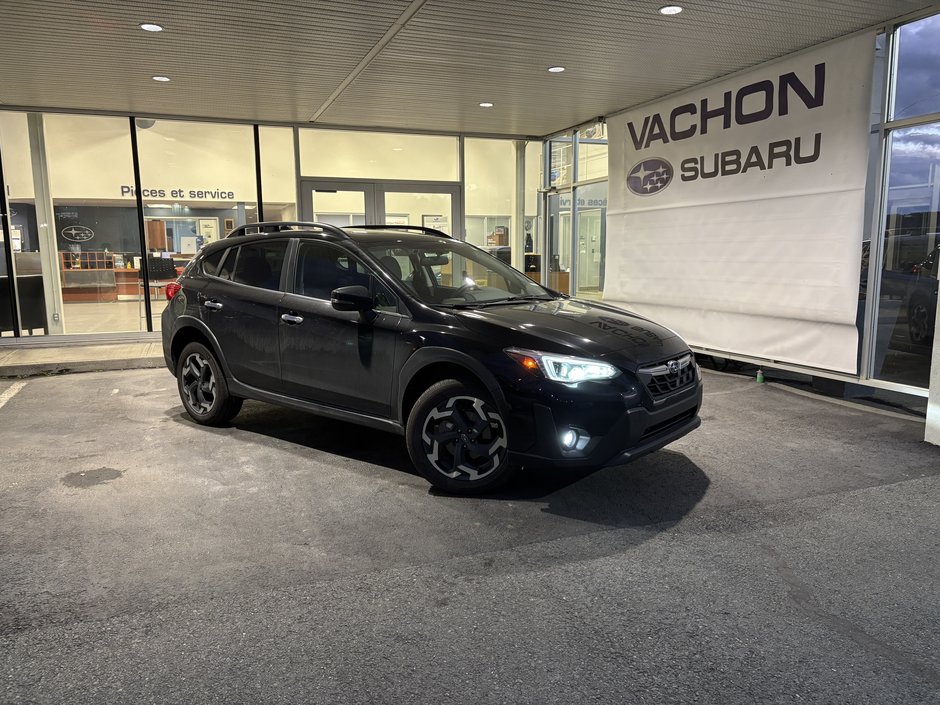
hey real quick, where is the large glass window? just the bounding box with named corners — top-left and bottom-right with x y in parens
top-left (577, 124), bottom-right (608, 182)
top-left (136, 119), bottom-right (258, 330)
top-left (549, 138), bottom-right (573, 188)
top-left (893, 13), bottom-right (940, 121)
top-left (0, 112), bottom-right (36, 336)
top-left (299, 129), bottom-right (458, 181)
top-left (464, 138), bottom-right (514, 250)
top-left (872, 123), bottom-right (940, 387)
top-left (259, 126), bottom-right (297, 221)
top-left (0, 113), bottom-right (145, 335)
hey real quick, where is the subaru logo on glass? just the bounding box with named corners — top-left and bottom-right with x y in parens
top-left (627, 158), bottom-right (673, 196)
top-left (61, 225), bottom-right (95, 242)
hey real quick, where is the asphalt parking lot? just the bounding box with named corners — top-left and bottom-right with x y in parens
top-left (1, 368), bottom-right (938, 704)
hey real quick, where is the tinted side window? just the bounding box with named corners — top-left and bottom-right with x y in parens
top-left (202, 249), bottom-right (227, 277)
top-left (294, 241), bottom-right (371, 300)
top-left (218, 248), bottom-right (237, 280)
top-left (373, 278), bottom-right (398, 313)
top-left (231, 241), bottom-right (288, 290)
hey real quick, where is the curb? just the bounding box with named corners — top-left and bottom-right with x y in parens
top-left (0, 357), bottom-right (164, 379)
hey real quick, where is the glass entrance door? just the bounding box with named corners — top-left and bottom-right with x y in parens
top-left (300, 180), bottom-right (375, 227)
top-left (300, 180), bottom-right (461, 237)
top-left (545, 192), bottom-right (572, 294)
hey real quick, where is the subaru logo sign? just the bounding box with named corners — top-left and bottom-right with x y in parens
top-left (627, 158), bottom-right (673, 196)
top-left (667, 360), bottom-right (680, 375)
top-left (61, 225), bottom-right (95, 242)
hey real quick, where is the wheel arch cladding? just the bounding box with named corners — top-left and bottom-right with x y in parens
top-left (399, 350), bottom-right (509, 427)
top-left (171, 324), bottom-right (226, 374)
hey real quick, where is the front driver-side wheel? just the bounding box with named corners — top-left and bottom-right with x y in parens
top-left (176, 341), bottom-right (243, 426)
top-left (406, 379), bottom-right (514, 493)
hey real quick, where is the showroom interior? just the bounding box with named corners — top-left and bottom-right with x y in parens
top-left (0, 0), bottom-right (938, 442)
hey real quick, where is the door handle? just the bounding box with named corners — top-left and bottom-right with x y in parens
top-left (203, 300), bottom-right (223, 310)
top-left (281, 313), bottom-right (304, 325)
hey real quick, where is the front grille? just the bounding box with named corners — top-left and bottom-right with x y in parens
top-left (641, 407), bottom-right (697, 441)
top-left (639, 354), bottom-right (696, 400)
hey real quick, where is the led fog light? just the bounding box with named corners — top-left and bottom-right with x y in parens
top-left (561, 429), bottom-right (579, 449)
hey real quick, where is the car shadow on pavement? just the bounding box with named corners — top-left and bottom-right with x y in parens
top-left (172, 402), bottom-right (709, 528)
top-left (482, 451), bottom-right (710, 527)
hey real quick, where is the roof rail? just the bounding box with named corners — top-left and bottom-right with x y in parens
top-left (357, 224), bottom-right (452, 239)
top-left (226, 221), bottom-right (349, 239)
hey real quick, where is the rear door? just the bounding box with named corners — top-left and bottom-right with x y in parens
top-left (278, 240), bottom-right (403, 416)
top-left (198, 238), bottom-right (289, 390)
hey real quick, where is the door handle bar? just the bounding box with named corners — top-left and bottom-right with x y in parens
top-left (203, 301), bottom-right (223, 310)
top-left (281, 313), bottom-right (304, 324)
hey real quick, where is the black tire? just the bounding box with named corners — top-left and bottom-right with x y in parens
top-left (176, 341), bottom-right (243, 426)
top-left (406, 379), bottom-right (514, 494)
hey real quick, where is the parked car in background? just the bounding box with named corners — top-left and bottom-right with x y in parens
top-left (161, 222), bottom-right (702, 493)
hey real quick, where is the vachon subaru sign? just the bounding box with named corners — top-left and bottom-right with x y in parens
top-left (604, 32), bottom-right (875, 377)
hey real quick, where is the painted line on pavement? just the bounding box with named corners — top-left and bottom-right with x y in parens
top-left (0, 381), bottom-right (27, 411)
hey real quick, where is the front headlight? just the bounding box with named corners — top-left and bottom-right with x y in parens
top-left (505, 348), bottom-right (620, 383)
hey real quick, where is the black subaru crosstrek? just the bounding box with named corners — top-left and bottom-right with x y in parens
top-left (162, 222), bottom-right (702, 493)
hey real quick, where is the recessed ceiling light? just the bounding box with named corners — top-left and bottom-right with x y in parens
top-left (659, 5), bottom-right (683, 14)
top-left (139, 23), bottom-right (164, 32)
top-left (479, 102), bottom-right (494, 108)
top-left (392, 147), bottom-right (404, 151)
top-left (147, 204), bottom-right (171, 209)
top-left (547, 66), bottom-right (566, 73)
top-left (151, 75), bottom-right (171, 82)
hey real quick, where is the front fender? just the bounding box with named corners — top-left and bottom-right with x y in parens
top-left (396, 346), bottom-right (510, 424)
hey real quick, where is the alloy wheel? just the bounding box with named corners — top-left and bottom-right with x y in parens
top-left (181, 352), bottom-right (217, 415)
top-left (420, 395), bottom-right (507, 481)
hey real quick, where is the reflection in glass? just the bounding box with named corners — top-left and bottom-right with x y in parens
top-left (872, 123), bottom-right (940, 386)
top-left (894, 13), bottom-right (940, 121)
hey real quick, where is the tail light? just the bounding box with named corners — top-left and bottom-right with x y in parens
top-left (165, 282), bottom-right (182, 300)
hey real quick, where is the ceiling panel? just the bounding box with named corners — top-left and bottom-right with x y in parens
top-left (0, 0), bottom-right (933, 135)
top-left (0, 0), bottom-right (414, 123)
top-left (320, 0), bottom-right (933, 135)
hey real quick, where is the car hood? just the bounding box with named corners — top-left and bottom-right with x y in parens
top-left (453, 298), bottom-right (689, 366)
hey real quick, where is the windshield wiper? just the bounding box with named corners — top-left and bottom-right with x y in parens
top-left (437, 295), bottom-right (556, 309)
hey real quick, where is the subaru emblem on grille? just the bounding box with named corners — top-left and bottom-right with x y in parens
top-left (667, 360), bottom-right (680, 375)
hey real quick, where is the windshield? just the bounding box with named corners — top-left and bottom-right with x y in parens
top-left (361, 236), bottom-right (556, 307)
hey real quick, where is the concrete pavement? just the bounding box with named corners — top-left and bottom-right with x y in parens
top-left (0, 368), bottom-right (937, 704)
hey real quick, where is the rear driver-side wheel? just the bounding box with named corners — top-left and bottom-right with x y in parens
top-left (406, 379), bottom-right (514, 493)
top-left (176, 341), bottom-right (243, 426)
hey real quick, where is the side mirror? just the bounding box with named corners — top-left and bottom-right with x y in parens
top-left (331, 285), bottom-right (373, 312)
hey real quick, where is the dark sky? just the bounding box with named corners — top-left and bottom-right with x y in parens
top-left (894, 13), bottom-right (940, 119)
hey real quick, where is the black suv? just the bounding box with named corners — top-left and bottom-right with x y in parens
top-left (162, 222), bottom-right (702, 493)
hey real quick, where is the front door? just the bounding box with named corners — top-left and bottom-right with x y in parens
top-left (278, 239), bottom-right (404, 417)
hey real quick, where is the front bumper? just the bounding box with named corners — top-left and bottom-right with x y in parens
top-left (506, 378), bottom-right (703, 470)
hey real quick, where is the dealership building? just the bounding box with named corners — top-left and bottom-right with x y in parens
top-left (1, 1), bottom-right (939, 442)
